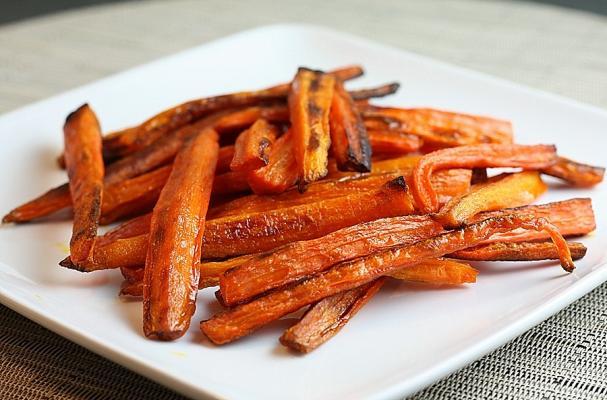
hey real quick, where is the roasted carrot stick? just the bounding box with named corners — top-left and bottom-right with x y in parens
top-left (215, 146), bottom-right (235, 174)
top-left (436, 171), bottom-right (547, 228)
top-left (63, 104), bottom-right (105, 266)
top-left (201, 215), bottom-right (573, 345)
top-left (143, 128), bottom-right (219, 340)
top-left (212, 170), bottom-right (250, 196)
top-left (451, 241), bottom-right (586, 261)
top-left (100, 165), bottom-right (172, 224)
top-left (289, 68), bottom-right (335, 188)
top-left (246, 130), bottom-right (298, 194)
top-left (411, 144), bottom-right (557, 213)
top-left (348, 82), bottom-right (400, 101)
top-left (367, 130), bottom-right (422, 155)
top-left (2, 183), bottom-right (72, 224)
top-left (230, 119), bottom-right (278, 171)
top-left (329, 79), bottom-right (372, 172)
top-left (361, 106), bottom-right (514, 148)
top-left (542, 156), bottom-right (605, 187)
top-left (97, 213), bottom-right (152, 248)
top-left (280, 278), bottom-right (386, 353)
top-left (388, 258), bottom-right (478, 284)
top-left (218, 213), bottom-right (443, 306)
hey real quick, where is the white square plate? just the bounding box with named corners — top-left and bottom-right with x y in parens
top-left (1, 24), bottom-right (606, 400)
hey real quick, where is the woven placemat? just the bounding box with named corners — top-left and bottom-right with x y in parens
top-left (1, 1), bottom-right (606, 399)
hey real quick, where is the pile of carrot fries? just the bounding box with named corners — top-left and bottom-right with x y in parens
top-left (4, 65), bottom-right (604, 353)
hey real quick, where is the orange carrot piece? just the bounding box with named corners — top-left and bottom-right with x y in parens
top-left (289, 68), bottom-right (335, 188)
top-left (542, 156), bottom-right (605, 187)
top-left (201, 215), bottom-right (573, 344)
top-left (388, 258), bottom-right (478, 284)
top-left (97, 213), bottom-right (152, 248)
top-left (348, 82), bottom-right (400, 101)
top-left (230, 119), bottom-right (278, 171)
top-left (212, 170), bottom-right (250, 196)
top-left (246, 130), bottom-right (298, 195)
top-left (63, 104), bottom-right (105, 266)
top-left (411, 144), bottom-right (557, 213)
top-left (215, 146), bottom-right (235, 174)
top-left (451, 241), bottom-right (586, 261)
top-left (2, 183), bottom-right (72, 224)
top-left (329, 79), bottom-right (372, 172)
top-left (143, 128), bottom-right (219, 340)
top-left (367, 130), bottom-right (422, 155)
top-left (436, 171), bottom-right (547, 228)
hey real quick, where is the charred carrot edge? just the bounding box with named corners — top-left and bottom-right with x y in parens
top-left (329, 79), bottom-right (372, 172)
top-left (451, 241), bottom-right (587, 261)
top-left (63, 104), bottom-right (105, 266)
top-left (280, 278), bottom-right (386, 353)
top-left (230, 119), bottom-right (278, 172)
top-left (143, 128), bottom-right (219, 340)
top-left (360, 106), bottom-right (514, 147)
top-left (388, 258), bottom-right (478, 284)
top-left (348, 83), bottom-right (400, 101)
top-left (411, 144), bottom-right (557, 213)
top-left (436, 171), bottom-right (547, 228)
top-left (201, 215), bottom-right (573, 345)
top-left (471, 168), bottom-right (488, 185)
top-left (542, 156), bottom-right (605, 187)
top-left (98, 66), bottom-right (362, 161)
top-left (246, 130), bottom-right (298, 195)
top-left (100, 165), bottom-right (172, 225)
top-left (367, 130), bottom-right (422, 156)
top-left (218, 212), bottom-right (441, 307)
top-left (289, 68), bottom-right (335, 188)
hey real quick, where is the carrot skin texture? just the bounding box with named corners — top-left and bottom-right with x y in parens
top-left (230, 119), bottom-right (277, 172)
top-left (63, 104), bottom-right (105, 265)
top-left (411, 144), bottom-right (557, 213)
top-left (451, 241), bottom-right (586, 261)
top-left (367, 130), bottom-right (422, 155)
top-left (542, 156), bottom-right (605, 187)
top-left (143, 128), bottom-right (219, 340)
top-left (329, 79), bottom-right (372, 172)
top-left (201, 215), bottom-right (573, 344)
top-left (289, 68), bottom-right (335, 187)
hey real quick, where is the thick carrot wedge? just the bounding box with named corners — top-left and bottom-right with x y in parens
top-left (361, 106), bottom-right (514, 148)
top-left (289, 68), bottom-right (335, 187)
top-left (367, 130), bottom-right (422, 155)
top-left (201, 215), bottom-right (573, 345)
top-left (63, 104), bottom-right (105, 266)
top-left (388, 258), bottom-right (478, 284)
top-left (451, 241), bottom-right (587, 261)
top-left (143, 128), bottom-right (219, 340)
top-left (100, 165), bottom-right (172, 224)
top-left (329, 79), bottom-right (371, 172)
top-left (280, 279), bottom-right (386, 353)
top-left (411, 144), bottom-right (557, 213)
top-left (230, 119), bottom-right (278, 171)
top-left (542, 156), bottom-right (605, 187)
top-left (246, 130), bottom-right (298, 194)
top-left (218, 213), bottom-right (443, 306)
top-left (436, 171), bottom-right (547, 228)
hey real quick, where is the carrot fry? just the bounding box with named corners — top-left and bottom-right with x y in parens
top-left (451, 241), bottom-right (586, 261)
top-left (348, 82), bottom-right (400, 101)
top-left (411, 144), bottom-right (557, 213)
top-left (100, 165), bottom-right (172, 224)
top-left (212, 170), bottom-right (250, 196)
top-left (2, 183), bottom-right (72, 224)
top-left (388, 258), bottom-right (478, 284)
top-left (63, 104), bottom-right (105, 266)
top-left (437, 171), bottom-right (547, 228)
top-left (367, 130), bottom-right (422, 155)
top-left (97, 213), bottom-right (152, 248)
top-left (246, 130), bottom-right (298, 194)
top-left (201, 215), bottom-right (573, 345)
top-left (289, 68), bottom-right (335, 188)
top-left (329, 79), bottom-right (372, 172)
top-left (218, 213), bottom-right (442, 306)
top-left (542, 156), bottom-right (605, 187)
top-left (280, 278), bottom-right (386, 353)
top-left (230, 119), bottom-right (278, 171)
top-left (361, 106), bottom-right (514, 148)
top-left (143, 128), bottom-right (219, 340)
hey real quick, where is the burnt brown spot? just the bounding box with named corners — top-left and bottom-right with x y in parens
top-left (308, 102), bottom-right (322, 119)
top-left (385, 176), bottom-right (408, 191)
top-left (308, 130), bottom-right (321, 151)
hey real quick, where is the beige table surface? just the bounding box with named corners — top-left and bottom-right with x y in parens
top-left (0, 1), bottom-right (606, 399)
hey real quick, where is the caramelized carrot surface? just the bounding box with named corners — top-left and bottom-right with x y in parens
top-left (452, 241), bottom-right (587, 261)
top-left (437, 171), bottom-right (547, 228)
top-left (201, 215), bottom-right (573, 344)
top-left (542, 156), bottom-right (605, 187)
top-left (63, 104), bottom-right (105, 266)
top-left (367, 130), bottom-right (422, 155)
top-left (230, 119), bottom-right (277, 171)
top-left (411, 144), bottom-right (557, 213)
top-left (329, 79), bottom-right (371, 172)
top-left (2, 183), bottom-right (72, 223)
top-left (143, 128), bottom-right (219, 340)
top-left (280, 279), bottom-right (386, 353)
top-left (289, 68), bottom-right (335, 187)
top-left (246, 130), bottom-right (298, 195)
